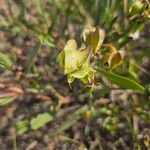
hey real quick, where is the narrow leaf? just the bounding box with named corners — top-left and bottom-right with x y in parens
top-left (0, 52), bottom-right (13, 69)
top-left (97, 69), bottom-right (144, 91)
top-left (16, 120), bottom-right (29, 134)
top-left (30, 113), bottom-right (53, 130)
top-left (0, 97), bottom-right (16, 106)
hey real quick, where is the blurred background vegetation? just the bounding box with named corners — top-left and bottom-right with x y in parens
top-left (0, 0), bottom-right (149, 149)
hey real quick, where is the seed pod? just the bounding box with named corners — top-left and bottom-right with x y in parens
top-left (102, 44), bottom-right (122, 70)
top-left (83, 27), bottom-right (105, 54)
top-left (108, 52), bottom-right (122, 70)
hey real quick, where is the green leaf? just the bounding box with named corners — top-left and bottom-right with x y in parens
top-left (0, 52), bottom-right (13, 69)
top-left (15, 120), bottom-right (29, 134)
top-left (70, 59), bottom-right (89, 79)
top-left (64, 39), bottom-right (89, 74)
top-left (115, 70), bottom-right (139, 83)
top-left (128, 59), bottom-right (138, 79)
top-left (0, 97), bottom-right (16, 106)
top-left (57, 39), bottom-right (93, 84)
top-left (97, 69), bottom-right (144, 91)
top-left (71, 68), bottom-right (89, 79)
top-left (81, 69), bottom-right (95, 84)
top-left (30, 113), bottom-right (53, 130)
